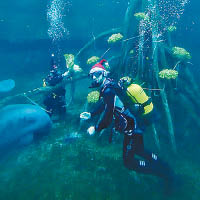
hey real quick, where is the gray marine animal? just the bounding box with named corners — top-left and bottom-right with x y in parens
top-left (0, 79), bottom-right (15, 93)
top-left (0, 104), bottom-right (52, 154)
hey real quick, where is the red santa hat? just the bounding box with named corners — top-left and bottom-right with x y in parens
top-left (89, 59), bottom-right (107, 74)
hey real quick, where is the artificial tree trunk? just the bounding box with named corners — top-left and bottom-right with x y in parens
top-left (150, 0), bottom-right (177, 153)
top-left (117, 0), bottom-right (140, 77)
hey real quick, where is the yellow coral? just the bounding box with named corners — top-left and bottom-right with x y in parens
top-left (64, 54), bottom-right (75, 69)
top-left (87, 91), bottom-right (100, 104)
top-left (167, 26), bottom-right (177, 32)
top-left (87, 56), bottom-right (100, 65)
top-left (172, 47), bottom-right (191, 60)
top-left (134, 12), bottom-right (149, 21)
top-left (129, 50), bottom-right (134, 54)
top-left (107, 33), bottom-right (123, 44)
top-left (159, 69), bottom-right (178, 80)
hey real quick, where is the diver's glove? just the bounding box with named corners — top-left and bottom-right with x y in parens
top-left (87, 126), bottom-right (95, 135)
top-left (80, 112), bottom-right (91, 120)
top-left (62, 71), bottom-right (70, 77)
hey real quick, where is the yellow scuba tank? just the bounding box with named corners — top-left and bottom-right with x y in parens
top-left (126, 84), bottom-right (153, 115)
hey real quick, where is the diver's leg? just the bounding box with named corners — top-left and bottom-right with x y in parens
top-left (133, 134), bottom-right (156, 161)
top-left (134, 134), bottom-right (173, 180)
top-left (57, 96), bottom-right (66, 118)
top-left (123, 134), bottom-right (146, 170)
top-left (123, 134), bottom-right (171, 178)
top-left (43, 95), bottom-right (53, 117)
top-left (123, 134), bottom-right (176, 195)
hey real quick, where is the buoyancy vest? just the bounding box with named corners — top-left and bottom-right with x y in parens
top-left (101, 79), bottom-right (153, 116)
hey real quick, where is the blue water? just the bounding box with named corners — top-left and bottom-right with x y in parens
top-left (0, 0), bottom-right (199, 199)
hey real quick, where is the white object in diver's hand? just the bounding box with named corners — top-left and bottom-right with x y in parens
top-left (80, 112), bottom-right (91, 120)
top-left (62, 71), bottom-right (70, 77)
top-left (87, 126), bottom-right (95, 135)
top-left (73, 64), bottom-right (82, 72)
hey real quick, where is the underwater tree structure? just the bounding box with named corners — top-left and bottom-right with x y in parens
top-left (116, 0), bottom-right (195, 153)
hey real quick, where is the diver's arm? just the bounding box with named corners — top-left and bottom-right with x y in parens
top-left (95, 88), bottom-right (115, 132)
top-left (90, 100), bottom-right (105, 117)
top-left (80, 99), bottom-right (104, 120)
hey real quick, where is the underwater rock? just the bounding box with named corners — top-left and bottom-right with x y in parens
top-left (0, 104), bottom-right (52, 154)
top-left (0, 79), bottom-right (15, 93)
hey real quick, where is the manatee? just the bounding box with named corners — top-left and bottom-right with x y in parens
top-left (0, 79), bottom-right (15, 93)
top-left (0, 104), bottom-right (52, 153)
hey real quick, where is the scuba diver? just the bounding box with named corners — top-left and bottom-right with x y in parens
top-left (80, 59), bottom-right (173, 185)
top-left (43, 54), bottom-right (66, 118)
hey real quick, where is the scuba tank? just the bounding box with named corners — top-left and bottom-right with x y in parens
top-left (127, 84), bottom-right (153, 115)
top-left (119, 77), bottom-right (153, 115)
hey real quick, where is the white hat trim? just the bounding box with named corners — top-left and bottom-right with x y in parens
top-left (89, 67), bottom-right (105, 74)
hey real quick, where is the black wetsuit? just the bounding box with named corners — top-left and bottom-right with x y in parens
top-left (43, 68), bottom-right (66, 117)
top-left (91, 78), bottom-right (171, 179)
top-left (45, 68), bottom-right (63, 87)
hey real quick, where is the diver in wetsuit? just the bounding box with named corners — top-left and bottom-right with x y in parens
top-left (80, 59), bottom-right (173, 182)
top-left (43, 54), bottom-right (66, 118)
